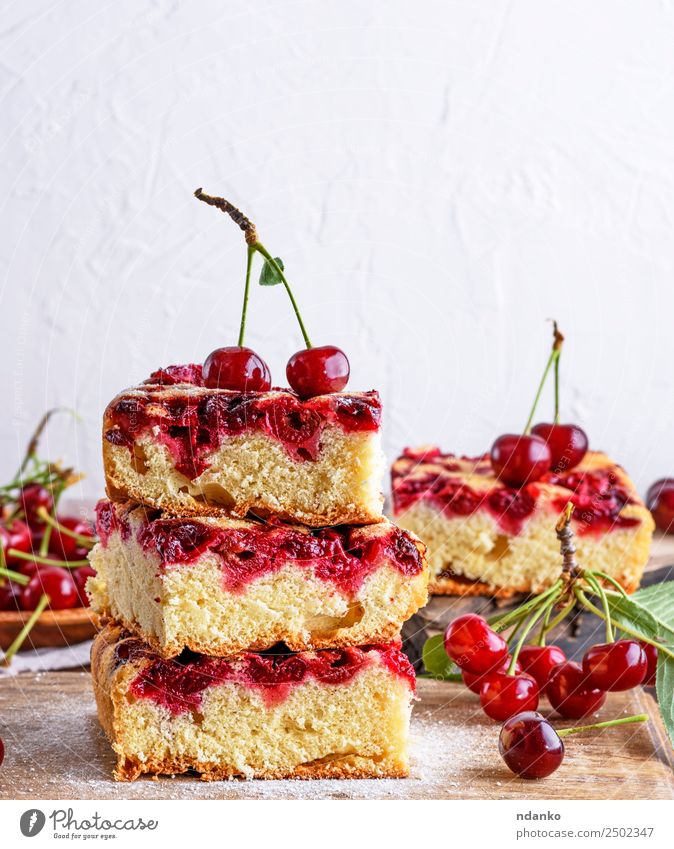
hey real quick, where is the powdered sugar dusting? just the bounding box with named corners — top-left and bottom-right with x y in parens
top-left (0, 674), bottom-right (670, 800)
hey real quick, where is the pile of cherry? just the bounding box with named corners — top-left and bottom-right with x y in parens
top-left (0, 482), bottom-right (96, 614)
top-left (443, 613), bottom-right (654, 779)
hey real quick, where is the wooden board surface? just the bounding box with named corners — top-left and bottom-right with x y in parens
top-left (0, 672), bottom-right (671, 800)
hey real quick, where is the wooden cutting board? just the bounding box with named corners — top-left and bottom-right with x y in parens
top-left (0, 672), bottom-right (671, 800)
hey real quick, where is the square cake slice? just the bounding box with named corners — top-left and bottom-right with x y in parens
top-left (87, 500), bottom-right (428, 657)
top-left (101, 365), bottom-right (384, 527)
top-left (91, 623), bottom-right (414, 781)
top-left (392, 447), bottom-right (654, 597)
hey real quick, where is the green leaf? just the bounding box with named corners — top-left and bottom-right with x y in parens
top-left (605, 594), bottom-right (660, 642)
top-left (259, 256), bottom-right (284, 286)
top-left (656, 652), bottom-right (674, 749)
top-left (631, 583), bottom-right (674, 641)
top-left (422, 634), bottom-right (459, 679)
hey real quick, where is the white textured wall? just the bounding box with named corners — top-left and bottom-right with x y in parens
top-left (2, 0), bottom-right (674, 501)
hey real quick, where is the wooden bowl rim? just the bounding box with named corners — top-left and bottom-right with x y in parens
top-left (0, 607), bottom-right (97, 627)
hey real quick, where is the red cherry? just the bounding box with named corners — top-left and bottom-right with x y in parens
top-left (582, 640), bottom-right (647, 692)
top-left (202, 346), bottom-right (272, 392)
top-left (0, 519), bottom-right (32, 566)
top-left (499, 711), bottom-right (565, 779)
top-left (640, 642), bottom-right (658, 686)
top-left (48, 516), bottom-right (94, 560)
top-left (444, 614), bottom-right (508, 674)
top-left (518, 644), bottom-right (567, 690)
top-left (0, 581), bottom-right (23, 612)
top-left (546, 661), bottom-right (606, 718)
top-left (18, 483), bottom-right (53, 528)
top-left (17, 560), bottom-right (41, 578)
top-left (0, 735), bottom-right (4, 767)
top-left (480, 672), bottom-right (540, 721)
top-left (646, 478), bottom-right (674, 534)
top-left (490, 434), bottom-right (552, 487)
top-left (531, 423), bottom-right (588, 472)
top-left (21, 566), bottom-right (78, 611)
top-left (462, 656), bottom-right (521, 694)
top-left (286, 346), bottom-right (350, 398)
top-left (72, 566), bottom-right (96, 607)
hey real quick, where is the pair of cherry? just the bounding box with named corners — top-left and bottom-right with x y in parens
top-left (202, 344), bottom-right (350, 399)
top-left (490, 422), bottom-right (588, 488)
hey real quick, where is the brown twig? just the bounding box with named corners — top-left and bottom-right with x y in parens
top-left (194, 188), bottom-right (258, 245)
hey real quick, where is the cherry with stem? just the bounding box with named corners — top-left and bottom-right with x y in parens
top-left (194, 189), bottom-right (350, 398)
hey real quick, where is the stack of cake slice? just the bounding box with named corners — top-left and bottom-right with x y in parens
top-left (88, 366), bottom-right (429, 781)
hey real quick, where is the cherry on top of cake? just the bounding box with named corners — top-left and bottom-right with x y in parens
top-left (95, 499), bottom-right (424, 595)
top-left (111, 629), bottom-right (415, 714)
top-left (392, 446), bottom-right (641, 536)
top-left (103, 363), bottom-right (381, 479)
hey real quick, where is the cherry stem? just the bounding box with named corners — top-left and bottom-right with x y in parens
top-left (16, 408), bottom-right (79, 478)
top-left (253, 243), bottom-right (312, 349)
top-left (575, 587), bottom-right (674, 661)
top-left (490, 579), bottom-right (563, 632)
top-left (194, 188), bottom-right (313, 349)
top-left (590, 569), bottom-right (629, 599)
top-left (36, 507), bottom-right (95, 548)
top-left (6, 549), bottom-right (89, 569)
top-left (523, 321), bottom-right (564, 435)
top-left (536, 602), bottom-right (554, 647)
top-left (0, 566), bottom-right (29, 586)
top-left (556, 503), bottom-right (578, 580)
top-left (237, 246), bottom-right (255, 347)
top-left (1, 593), bottom-right (50, 667)
top-left (508, 593), bottom-right (561, 674)
top-left (538, 598), bottom-right (576, 642)
top-left (583, 572), bottom-right (614, 643)
top-left (557, 713), bottom-right (648, 738)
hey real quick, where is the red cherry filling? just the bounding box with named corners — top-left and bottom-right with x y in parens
top-left (518, 644), bottom-right (567, 690)
top-left (18, 483), bottom-right (53, 529)
top-left (582, 640), bottom-right (647, 692)
top-left (499, 711), bottom-right (565, 779)
top-left (531, 422), bottom-right (588, 472)
top-left (480, 672), bottom-right (540, 721)
top-left (546, 661), bottom-right (606, 718)
top-left (21, 566), bottom-right (78, 611)
top-left (286, 346), bottom-right (350, 398)
top-left (444, 614), bottom-right (508, 674)
top-left (0, 519), bottom-right (32, 566)
top-left (202, 346), bottom-right (272, 392)
top-left (490, 434), bottom-right (552, 487)
top-left (646, 478), bottom-right (674, 534)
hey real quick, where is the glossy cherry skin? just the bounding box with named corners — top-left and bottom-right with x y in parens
top-left (18, 483), bottom-right (53, 528)
top-left (646, 478), bottom-right (674, 534)
top-left (480, 672), bottom-right (540, 721)
top-left (0, 519), bottom-right (32, 566)
top-left (490, 434), bottom-right (552, 487)
top-left (202, 346), bottom-right (272, 392)
top-left (48, 516), bottom-right (94, 561)
top-left (582, 640), bottom-right (647, 692)
top-left (21, 566), bottom-right (78, 611)
top-left (499, 711), bottom-right (565, 779)
top-left (546, 661), bottom-right (606, 718)
top-left (286, 346), bottom-right (350, 398)
top-left (518, 644), bottom-right (567, 690)
top-left (0, 736), bottom-right (4, 768)
top-left (444, 614), bottom-right (508, 674)
top-left (72, 566), bottom-right (96, 607)
top-left (0, 581), bottom-right (23, 611)
top-left (640, 642), bottom-right (658, 686)
top-left (462, 657), bottom-right (521, 694)
top-left (531, 422), bottom-right (588, 472)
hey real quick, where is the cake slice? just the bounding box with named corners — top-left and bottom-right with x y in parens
top-left (91, 623), bottom-right (414, 781)
top-left (392, 446), bottom-right (654, 597)
top-left (102, 365), bottom-right (384, 526)
top-left (87, 500), bottom-right (428, 657)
